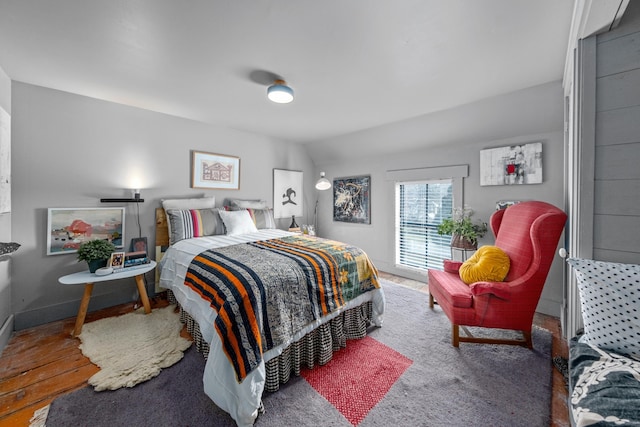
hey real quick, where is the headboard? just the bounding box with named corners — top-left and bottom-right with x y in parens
top-left (154, 208), bottom-right (169, 292)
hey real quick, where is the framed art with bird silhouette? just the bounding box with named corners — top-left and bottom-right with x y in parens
top-left (273, 169), bottom-right (303, 219)
top-left (191, 150), bottom-right (240, 190)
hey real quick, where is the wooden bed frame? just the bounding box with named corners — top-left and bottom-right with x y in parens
top-left (154, 208), bottom-right (169, 292)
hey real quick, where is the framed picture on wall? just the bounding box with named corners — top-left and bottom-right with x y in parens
top-left (191, 151), bottom-right (240, 190)
top-left (480, 142), bottom-right (543, 186)
top-left (333, 175), bottom-right (371, 224)
top-left (46, 207), bottom-right (125, 255)
top-left (273, 169), bottom-right (303, 219)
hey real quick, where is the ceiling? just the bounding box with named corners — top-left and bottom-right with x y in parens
top-left (0, 1), bottom-right (575, 144)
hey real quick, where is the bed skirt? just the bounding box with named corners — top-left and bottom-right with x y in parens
top-left (167, 290), bottom-right (374, 393)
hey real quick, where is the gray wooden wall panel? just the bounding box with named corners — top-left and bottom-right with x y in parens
top-left (593, 248), bottom-right (640, 263)
top-left (597, 32), bottom-right (640, 77)
top-left (596, 106), bottom-right (640, 145)
top-left (594, 144), bottom-right (640, 179)
top-left (594, 180), bottom-right (640, 215)
top-left (593, 214), bottom-right (640, 253)
top-left (593, 3), bottom-right (640, 264)
top-left (598, 0), bottom-right (640, 44)
top-left (596, 69), bottom-right (640, 112)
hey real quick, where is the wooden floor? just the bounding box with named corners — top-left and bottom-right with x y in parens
top-left (0, 272), bottom-right (569, 427)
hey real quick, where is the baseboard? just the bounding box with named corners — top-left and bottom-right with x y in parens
top-left (13, 290), bottom-right (138, 331)
top-left (0, 314), bottom-right (14, 354)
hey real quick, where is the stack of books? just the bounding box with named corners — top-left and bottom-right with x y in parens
top-left (124, 251), bottom-right (150, 269)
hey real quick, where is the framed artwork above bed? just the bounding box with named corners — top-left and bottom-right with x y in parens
top-left (273, 169), bottom-right (303, 219)
top-left (191, 151), bottom-right (240, 190)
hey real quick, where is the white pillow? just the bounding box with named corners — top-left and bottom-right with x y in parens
top-left (218, 210), bottom-right (258, 235)
top-left (567, 258), bottom-right (640, 361)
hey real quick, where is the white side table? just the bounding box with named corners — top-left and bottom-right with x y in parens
top-left (59, 261), bottom-right (157, 336)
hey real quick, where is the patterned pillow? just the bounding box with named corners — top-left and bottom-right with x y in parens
top-left (166, 208), bottom-right (225, 244)
top-left (567, 258), bottom-right (640, 361)
top-left (162, 197), bottom-right (216, 238)
top-left (218, 210), bottom-right (258, 235)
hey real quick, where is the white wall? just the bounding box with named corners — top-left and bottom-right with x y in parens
top-left (0, 64), bottom-right (12, 350)
top-left (314, 82), bottom-right (566, 316)
top-left (10, 82), bottom-right (315, 329)
top-left (6, 78), bottom-right (566, 331)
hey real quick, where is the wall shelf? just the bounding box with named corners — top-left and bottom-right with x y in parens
top-left (100, 198), bottom-right (145, 203)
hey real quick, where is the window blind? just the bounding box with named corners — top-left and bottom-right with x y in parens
top-left (397, 180), bottom-right (452, 271)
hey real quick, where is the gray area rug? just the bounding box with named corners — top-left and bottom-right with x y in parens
top-left (42, 280), bottom-right (552, 426)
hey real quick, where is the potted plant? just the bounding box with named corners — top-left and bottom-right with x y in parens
top-left (437, 206), bottom-right (488, 250)
top-left (77, 239), bottom-right (116, 273)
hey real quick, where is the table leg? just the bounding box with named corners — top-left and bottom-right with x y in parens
top-left (73, 282), bottom-right (94, 337)
top-left (135, 274), bottom-right (152, 314)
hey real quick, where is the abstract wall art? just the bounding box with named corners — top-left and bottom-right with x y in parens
top-left (480, 142), bottom-right (543, 186)
top-left (333, 175), bottom-right (371, 224)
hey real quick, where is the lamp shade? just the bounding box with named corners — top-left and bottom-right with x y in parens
top-left (315, 172), bottom-right (331, 190)
top-left (267, 79), bottom-right (294, 103)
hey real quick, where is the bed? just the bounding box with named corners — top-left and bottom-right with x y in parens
top-left (154, 204), bottom-right (385, 426)
top-left (566, 258), bottom-right (640, 426)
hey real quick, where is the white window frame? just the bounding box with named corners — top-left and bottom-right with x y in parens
top-left (385, 164), bottom-right (468, 275)
top-left (395, 179), bottom-right (453, 272)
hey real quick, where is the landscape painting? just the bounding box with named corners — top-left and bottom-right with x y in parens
top-left (47, 207), bottom-right (125, 255)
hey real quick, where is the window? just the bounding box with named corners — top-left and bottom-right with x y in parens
top-left (395, 180), bottom-right (453, 271)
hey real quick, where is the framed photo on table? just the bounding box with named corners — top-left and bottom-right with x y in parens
top-left (191, 151), bottom-right (240, 190)
top-left (130, 237), bottom-right (148, 255)
top-left (109, 251), bottom-right (125, 270)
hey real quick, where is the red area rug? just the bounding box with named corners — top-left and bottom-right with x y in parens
top-left (301, 335), bottom-right (412, 426)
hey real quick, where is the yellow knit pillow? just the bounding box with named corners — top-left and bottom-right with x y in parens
top-left (459, 246), bottom-right (510, 285)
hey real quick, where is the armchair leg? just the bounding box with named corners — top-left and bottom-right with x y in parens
top-left (429, 293), bottom-right (434, 308)
top-left (452, 324), bottom-right (460, 347)
top-left (523, 331), bottom-right (533, 349)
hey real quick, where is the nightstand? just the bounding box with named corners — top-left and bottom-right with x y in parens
top-left (59, 260), bottom-right (156, 336)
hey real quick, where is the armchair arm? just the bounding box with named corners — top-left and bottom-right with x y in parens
top-left (443, 259), bottom-right (463, 273)
top-left (469, 281), bottom-right (511, 301)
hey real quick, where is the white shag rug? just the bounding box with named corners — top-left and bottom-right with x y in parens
top-left (78, 304), bottom-right (192, 391)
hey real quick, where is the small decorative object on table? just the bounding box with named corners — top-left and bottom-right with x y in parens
top-left (302, 224), bottom-right (316, 236)
top-left (288, 215), bottom-right (300, 232)
top-left (77, 239), bottom-right (116, 273)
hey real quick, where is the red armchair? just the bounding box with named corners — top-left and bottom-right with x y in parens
top-left (428, 201), bottom-right (567, 348)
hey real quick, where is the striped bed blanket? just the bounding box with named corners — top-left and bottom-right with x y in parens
top-left (184, 234), bottom-right (379, 382)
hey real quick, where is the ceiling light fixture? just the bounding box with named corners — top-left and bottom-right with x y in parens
top-left (315, 172), bottom-right (331, 191)
top-left (267, 79), bottom-right (294, 103)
